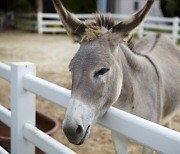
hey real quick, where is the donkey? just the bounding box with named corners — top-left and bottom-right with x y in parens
top-left (52, 0), bottom-right (180, 153)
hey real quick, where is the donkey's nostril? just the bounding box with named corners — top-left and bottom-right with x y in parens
top-left (76, 125), bottom-right (83, 135)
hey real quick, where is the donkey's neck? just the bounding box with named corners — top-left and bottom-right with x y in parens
top-left (119, 44), bottom-right (142, 71)
top-left (114, 44), bottom-right (143, 112)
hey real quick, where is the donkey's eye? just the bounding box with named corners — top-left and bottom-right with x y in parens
top-left (94, 68), bottom-right (109, 77)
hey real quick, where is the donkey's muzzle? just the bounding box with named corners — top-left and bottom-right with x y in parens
top-left (62, 120), bottom-right (90, 145)
top-left (62, 98), bottom-right (95, 145)
top-left (77, 125), bottom-right (90, 145)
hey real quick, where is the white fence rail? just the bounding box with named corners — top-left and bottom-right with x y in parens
top-left (37, 12), bottom-right (180, 43)
top-left (15, 13), bottom-right (37, 31)
top-left (14, 12), bottom-right (180, 43)
top-left (0, 62), bottom-right (76, 154)
top-left (0, 146), bottom-right (9, 154)
top-left (0, 62), bottom-right (180, 154)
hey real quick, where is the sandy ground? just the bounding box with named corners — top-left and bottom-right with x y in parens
top-left (0, 31), bottom-right (180, 154)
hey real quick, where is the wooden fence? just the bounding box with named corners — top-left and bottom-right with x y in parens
top-left (0, 62), bottom-right (180, 154)
top-left (15, 13), bottom-right (37, 31)
top-left (14, 12), bottom-right (180, 43)
top-left (37, 13), bottom-right (180, 43)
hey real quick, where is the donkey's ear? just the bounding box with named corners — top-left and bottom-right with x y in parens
top-left (52, 0), bottom-right (86, 43)
top-left (110, 0), bottom-right (154, 44)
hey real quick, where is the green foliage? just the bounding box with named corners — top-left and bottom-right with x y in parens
top-left (15, 0), bottom-right (34, 13)
top-left (161, 0), bottom-right (180, 17)
top-left (61, 0), bottom-right (96, 13)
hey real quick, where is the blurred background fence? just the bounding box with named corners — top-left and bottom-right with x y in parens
top-left (15, 13), bottom-right (37, 31)
top-left (13, 12), bottom-right (180, 43)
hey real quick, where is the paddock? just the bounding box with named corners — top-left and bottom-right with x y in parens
top-left (0, 31), bottom-right (180, 154)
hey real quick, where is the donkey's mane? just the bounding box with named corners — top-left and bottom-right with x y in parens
top-left (95, 14), bottom-right (116, 30)
top-left (82, 14), bottom-right (135, 50)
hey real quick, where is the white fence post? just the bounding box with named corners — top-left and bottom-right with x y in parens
top-left (11, 63), bottom-right (36, 154)
top-left (37, 12), bottom-right (43, 34)
top-left (138, 21), bottom-right (144, 38)
top-left (173, 17), bottom-right (179, 43)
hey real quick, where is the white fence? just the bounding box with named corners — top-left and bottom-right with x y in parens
top-left (0, 62), bottom-right (180, 154)
top-left (15, 13), bottom-right (37, 31)
top-left (36, 12), bottom-right (180, 43)
top-left (14, 12), bottom-right (180, 43)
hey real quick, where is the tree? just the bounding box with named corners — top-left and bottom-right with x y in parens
top-left (161, 0), bottom-right (180, 17)
top-left (15, 0), bottom-right (35, 12)
top-left (61, 0), bottom-right (96, 13)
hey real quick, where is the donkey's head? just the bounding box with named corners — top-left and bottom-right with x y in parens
top-left (52, 0), bottom-right (154, 145)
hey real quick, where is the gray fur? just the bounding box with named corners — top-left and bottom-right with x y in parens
top-left (52, 0), bottom-right (180, 152)
top-left (114, 34), bottom-right (180, 125)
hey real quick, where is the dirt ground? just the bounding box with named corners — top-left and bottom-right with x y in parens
top-left (0, 31), bottom-right (180, 154)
